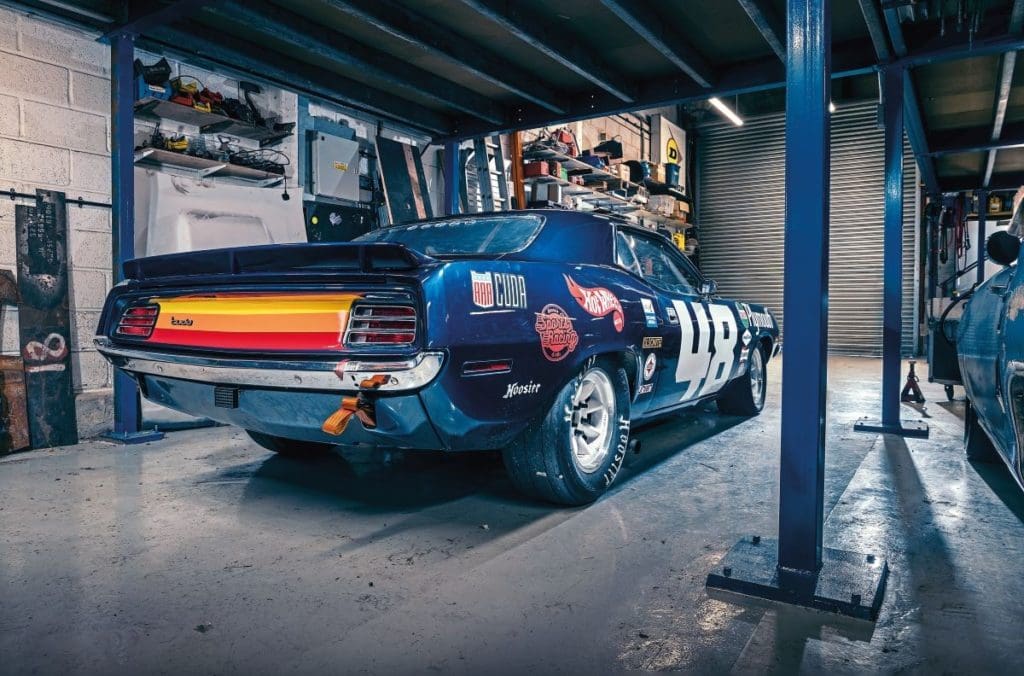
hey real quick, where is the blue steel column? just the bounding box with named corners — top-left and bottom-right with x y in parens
top-left (881, 67), bottom-right (904, 427)
top-left (778, 0), bottom-right (830, 573)
top-left (977, 191), bottom-right (987, 286)
top-left (110, 32), bottom-right (141, 436)
top-left (442, 141), bottom-right (459, 215)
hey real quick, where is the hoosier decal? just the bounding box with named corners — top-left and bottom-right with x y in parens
top-left (471, 271), bottom-right (527, 309)
top-left (534, 304), bottom-right (579, 362)
top-left (502, 381), bottom-right (541, 399)
top-left (564, 275), bottom-right (624, 332)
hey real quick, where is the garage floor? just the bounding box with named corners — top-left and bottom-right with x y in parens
top-left (2, 356), bottom-right (1023, 674)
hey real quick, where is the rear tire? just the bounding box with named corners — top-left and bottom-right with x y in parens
top-left (964, 401), bottom-right (999, 462)
top-left (503, 359), bottom-right (631, 506)
top-left (246, 430), bottom-right (335, 457)
top-left (717, 345), bottom-right (767, 416)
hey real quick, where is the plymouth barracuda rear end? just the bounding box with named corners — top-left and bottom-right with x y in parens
top-left (97, 211), bottom-right (779, 504)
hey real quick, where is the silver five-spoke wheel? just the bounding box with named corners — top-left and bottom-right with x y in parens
top-left (570, 368), bottom-right (615, 473)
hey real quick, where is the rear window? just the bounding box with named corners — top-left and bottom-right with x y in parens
top-left (354, 215), bottom-right (544, 256)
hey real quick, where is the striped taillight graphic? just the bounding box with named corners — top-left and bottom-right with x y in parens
top-left (344, 305), bottom-right (416, 346)
top-left (116, 305), bottom-right (159, 338)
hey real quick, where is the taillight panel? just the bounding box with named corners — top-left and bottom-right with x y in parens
top-left (115, 304), bottom-right (159, 338)
top-left (344, 304), bottom-right (417, 347)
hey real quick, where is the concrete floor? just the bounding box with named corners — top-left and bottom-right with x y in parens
top-left (2, 356), bottom-right (1023, 674)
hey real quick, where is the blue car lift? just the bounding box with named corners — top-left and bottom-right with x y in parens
top-left (707, 0), bottom-right (888, 621)
top-left (853, 66), bottom-right (929, 439)
top-left (104, 31), bottom-right (163, 445)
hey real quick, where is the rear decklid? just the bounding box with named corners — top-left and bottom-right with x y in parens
top-left (100, 242), bottom-right (435, 356)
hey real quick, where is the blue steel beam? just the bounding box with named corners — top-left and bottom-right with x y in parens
top-left (458, 0), bottom-right (638, 102)
top-left (982, 0), bottom-right (1024, 188)
top-left (939, 171), bottom-right (1024, 192)
top-left (977, 191), bottom-right (988, 286)
top-left (322, 0), bottom-right (565, 114)
top-left (100, 0), bottom-right (216, 41)
top-left (599, 0), bottom-right (715, 87)
top-left (778, 0), bottom-right (831, 573)
top-left (881, 67), bottom-right (904, 427)
top-left (443, 143), bottom-right (460, 216)
top-left (215, 0), bottom-right (505, 125)
top-left (928, 121), bottom-right (1024, 156)
top-left (737, 0), bottom-right (787, 62)
top-left (856, 0), bottom-right (891, 61)
top-left (876, 1), bottom-right (940, 195)
top-left (109, 31), bottom-right (145, 439)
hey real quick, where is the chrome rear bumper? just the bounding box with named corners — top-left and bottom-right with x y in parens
top-left (94, 338), bottom-right (444, 392)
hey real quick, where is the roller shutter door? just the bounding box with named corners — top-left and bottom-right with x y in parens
top-left (697, 101), bottom-right (917, 356)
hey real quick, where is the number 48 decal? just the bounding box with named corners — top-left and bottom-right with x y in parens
top-left (672, 300), bottom-right (738, 401)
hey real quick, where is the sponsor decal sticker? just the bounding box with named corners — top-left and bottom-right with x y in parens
top-left (638, 383), bottom-right (653, 395)
top-left (641, 298), bottom-right (658, 328)
top-left (673, 299), bottom-right (739, 401)
top-left (643, 352), bottom-right (657, 381)
top-left (534, 304), bottom-right (579, 362)
top-left (170, 316), bottom-right (193, 327)
top-left (503, 381), bottom-right (541, 399)
top-left (642, 336), bottom-right (663, 349)
top-left (666, 306), bottom-right (679, 324)
top-left (470, 271), bottom-right (528, 310)
top-left (742, 328), bottom-right (752, 346)
top-left (564, 275), bottom-right (624, 332)
top-left (737, 304), bottom-right (749, 328)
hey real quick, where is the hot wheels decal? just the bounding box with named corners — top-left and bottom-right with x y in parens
top-left (534, 304), bottom-right (579, 362)
top-left (643, 352), bottom-right (657, 381)
top-left (471, 271), bottom-right (527, 309)
top-left (564, 275), bottom-right (624, 332)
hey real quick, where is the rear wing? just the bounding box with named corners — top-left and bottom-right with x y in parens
top-left (123, 242), bottom-right (437, 282)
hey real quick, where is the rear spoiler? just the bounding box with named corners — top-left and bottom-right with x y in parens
top-left (123, 242), bottom-right (437, 281)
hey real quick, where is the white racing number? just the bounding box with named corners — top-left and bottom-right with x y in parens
top-left (672, 299), bottom-right (738, 401)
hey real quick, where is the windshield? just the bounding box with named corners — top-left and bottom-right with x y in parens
top-left (355, 215), bottom-right (544, 256)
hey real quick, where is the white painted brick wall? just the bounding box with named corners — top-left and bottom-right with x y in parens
top-left (0, 11), bottom-right (114, 413)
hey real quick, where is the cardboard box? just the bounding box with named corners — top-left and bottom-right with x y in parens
top-left (524, 161), bottom-right (549, 177)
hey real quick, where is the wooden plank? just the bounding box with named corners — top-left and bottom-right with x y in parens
top-left (0, 356), bottom-right (30, 454)
top-left (15, 190), bottom-right (78, 448)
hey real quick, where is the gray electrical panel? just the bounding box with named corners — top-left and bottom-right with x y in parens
top-left (311, 133), bottom-right (361, 202)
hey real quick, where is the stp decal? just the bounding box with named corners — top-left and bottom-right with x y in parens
top-left (643, 353), bottom-right (657, 381)
top-left (471, 271), bottom-right (527, 310)
top-left (641, 298), bottom-right (658, 328)
top-left (672, 299), bottom-right (738, 401)
top-left (564, 275), bottom-right (624, 332)
top-left (534, 304), bottom-right (579, 362)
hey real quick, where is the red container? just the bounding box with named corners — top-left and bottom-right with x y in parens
top-left (523, 161), bottom-right (549, 177)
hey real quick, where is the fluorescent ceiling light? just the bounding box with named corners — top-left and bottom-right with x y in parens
top-left (709, 97), bottom-right (744, 126)
top-left (829, 101), bottom-right (837, 113)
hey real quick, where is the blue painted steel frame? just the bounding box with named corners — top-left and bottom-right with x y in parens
top-left (442, 142), bottom-right (459, 216)
top-left (978, 191), bottom-right (988, 286)
top-left (881, 67), bottom-right (904, 427)
top-left (778, 0), bottom-right (831, 574)
top-left (108, 32), bottom-right (163, 444)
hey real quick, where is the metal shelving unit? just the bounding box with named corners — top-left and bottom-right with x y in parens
top-left (134, 147), bottom-right (285, 186)
top-left (135, 97), bottom-right (292, 147)
top-left (522, 147), bottom-right (691, 231)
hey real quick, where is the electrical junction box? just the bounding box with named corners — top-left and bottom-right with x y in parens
top-left (311, 133), bottom-right (361, 202)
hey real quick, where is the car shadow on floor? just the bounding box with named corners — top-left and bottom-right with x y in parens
top-left (971, 458), bottom-right (1024, 526)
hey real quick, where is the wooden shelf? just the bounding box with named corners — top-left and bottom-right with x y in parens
top-left (134, 147), bottom-right (285, 186)
top-left (135, 97), bottom-right (292, 147)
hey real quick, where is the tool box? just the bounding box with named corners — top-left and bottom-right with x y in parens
top-left (524, 161), bottom-right (549, 178)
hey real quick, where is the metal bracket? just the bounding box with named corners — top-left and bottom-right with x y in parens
top-left (853, 418), bottom-right (930, 438)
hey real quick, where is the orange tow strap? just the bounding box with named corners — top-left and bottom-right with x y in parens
top-left (320, 374), bottom-right (391, 436)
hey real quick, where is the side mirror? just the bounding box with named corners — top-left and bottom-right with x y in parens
top-left (700, 279), bottom-right (718, 297)
top-left (988, 231), bottom-right (1021, 266)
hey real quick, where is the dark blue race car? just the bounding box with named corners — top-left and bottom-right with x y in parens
top-left (959, 231), bottom-right (1024, 489)
top-left (96, 210), bottom-right (780, 504)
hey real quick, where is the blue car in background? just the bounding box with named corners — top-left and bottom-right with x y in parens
top-left (959, 231), bottom-right (1024, 489)
top-left (95, 210), bottom-right (779, 505)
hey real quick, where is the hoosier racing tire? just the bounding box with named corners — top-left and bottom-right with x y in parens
top-left (503, 359), bottom-right (631, 506)
top-left (717, 344), bottom-right (767, 416)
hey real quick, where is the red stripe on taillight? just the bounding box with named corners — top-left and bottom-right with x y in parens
top-left (344, 304), bottom-right (417, 347)
top-left (116, 304), bottom-right (159, 338)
